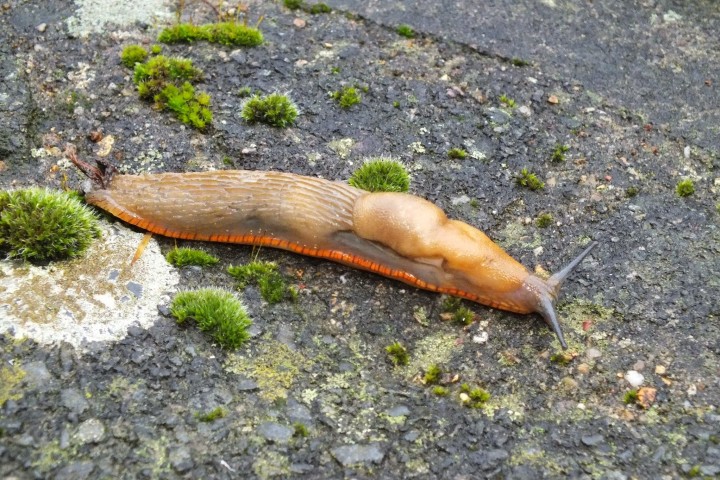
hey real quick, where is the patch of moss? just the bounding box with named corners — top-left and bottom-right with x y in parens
top-left (396, 24), bottom-right (415, 38)
top-left (241, 93), bottom-right (298, 128)
top-left (156, 82), bottom-right (213, 129)
top-left (688, 465), bottom-right (701, 477)
top-left (441, 296), bottom-right (475, 326)
top-left (536, 213), bottom-right (553, 228)
top-left (284, 0), bottom-right (303, 9)
top-left (516, 168), bottom-right (545, 191)
top-left (511, 58), bottom-right (531, 67)
top-left (676, 178), bottom-right (695, 197)
top-left (550, 144), bottom-right (569, 162)
top-left (349, 158), bottom-right (410, 193)
top-left (308, 2), bottom-right (331, 14)
top-left (150, 44), bottom-right (162, 54)
top-left (166, 247), bottom-right (219, 267)
top-left (293, 422), bottom-right (309, 437)
top-left (227, 260), bottom-right (289, 304)
top-left (423, 364), bottom-right (442, 384)
top-left (623, 389), bottom-right (639, 405)
top-left (386, 341), bottom-right (409, 366)
top-left (447, 148), bottom-right (467, 159)
top-left (550, 352), bottom-right (574, 365)
top-left (460, 383), bottom-right (491, 408)
top-left (432, 386), bottom-right (449, 396)
top-left (237, 86), bottom-right (253, 98)
top-left (196, 406), bottom-right (226, 422)
top-left (158, 22), bottom-right (263, 47)
top-left (0, 365), bottom-right (25, 406)
top-left (499, 94), bottom-right (516, 108)
top-left (331, 86), bottom-right (361, 109)
top-left (393, 100), bottom-right (400, 108)
top-left (0, 188), bottom-right (100, 262)
top-left (170, 288), bottom-right (252, 349)
top-left (120, 44), bottom-right (148, 68)
top-left (625, 186), bottom-right (639, 198)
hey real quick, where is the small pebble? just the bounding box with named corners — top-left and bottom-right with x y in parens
top-left (577, 363), bottom-right (590, 374)
top-left (655, 365), bottom-right (666, 375)
top-left (624, 370), bottom-right (644, 387)
top-left (633, 360), bottom-right (645, 371)
top-left (586, 348), bottom-right (602, 360)
top-left (293, 18), bottom-right (306, 28)
top-left (36, 23), bottom-right (47, 32)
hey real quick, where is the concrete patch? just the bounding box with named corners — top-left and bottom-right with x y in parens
top-left (0, 223), bottom-right (178, 350)
top-left (66, 0), bottom-right (172, 36)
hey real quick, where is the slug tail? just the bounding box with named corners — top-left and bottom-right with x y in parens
top-left (546, 241), bottom-right (598, 295)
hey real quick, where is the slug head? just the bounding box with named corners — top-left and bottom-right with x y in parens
top-left (520, 242), bottom-right (598, 349)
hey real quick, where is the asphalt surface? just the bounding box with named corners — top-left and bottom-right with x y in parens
top-left (1, 0), bottom-right (719, 478)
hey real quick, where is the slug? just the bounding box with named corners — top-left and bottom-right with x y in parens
top-left (69, 150), bottom-right (596, 349)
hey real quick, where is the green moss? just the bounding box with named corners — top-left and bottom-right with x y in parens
top-left (396, 24), bottom-right (415, 38)
top-left (460, 383), bottom-right (491, 408)
top-left (688, 465), bottom-right (701, 477)
top-left (293, 422), bottom-right (309, 437)
top-left (0, 188), bottom-right (100, 262)
top-left (550, 352), bottom-right (574, 365)
top-left (676, 178), bottom-right (695, 197)
top-left (625, 186), bottom-right (639, 198)
top-left (241, 93), bottom-right (298, 128)
top-left (196, 406), bottom-right (226, 422)
top-left (623, 389), bottom-right (639, 405)
top-left (170, 288), bottom-right (252, 349)
top-left (550, 144), bottom-right (570, 162)
top-left (150, 44), bottom-right (162, 54)
top-left (155, 82), bottom-right (213, 129)
top-left (441, 296), bottom-right (475, 325)
top-left (120, 44), bottom-right (148, 68)
top-left (308, 2), bottom-right (331, 14)
top-left (0, 365), bottom-right (25, 406)
top-left (386, 341), bottom-right (409, 366)
top-left (516, 168), bottom-right (545, 191)
top-left (227, 260), bottom-right (289, 304)
top-left (511, 58), bottom-right (531, 67)
top-left (536, 213), bottom-right (553, 228)
top-left (166, 247), bottom-right (219, 267)
top-left (237, 86), bottom-right (253, 98)
top-left (447, 148), bottom-right (467, 159)
top-left (432, 386), bottom-right (449, 396)
top-left (393, 100), bottom-right (400, 108)
top-left (423, 364), bottom-right (442, 384)
top-left (499, 94), bottom-right (516, 108)
top-left (133, 55), bottom-right (203, 87)
top-left (284, 0), bottom-right (303, 9)
top-left (158, 22), bottom-right (263, 47)
top-left (349, 158), bottom-right (410, 193)
top-left (331, 86), bottom-right (361, 109)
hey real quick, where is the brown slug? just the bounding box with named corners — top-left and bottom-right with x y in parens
top-left (69, 151), bottom-right (596, 349)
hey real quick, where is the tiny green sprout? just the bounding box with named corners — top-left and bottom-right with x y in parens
top-left (392, 100), bottom-right (400, 108)
top-left (293, 422), bottom-right (309, 437)
top-left (223, 156), bottom-right (233, 166)
top-left (447, 148), bottom-right (467, 160)
top-left (511, 58), bottom-right (531, 67)
top-left (171, 288), bottom-right (252, 350)
top-left (676, 178), bottom-right (695, 197)
top-left (623, 389), bottom-right (639, 405)
top-left (349, 158), bottom-right (410, 193)
top-left (469, 198), bottom-right (479, 208)
top-left (121, 45), bottom-right (148, 68)
top-left (550, 352), bottom-right (574, 365)
top-left (442, 296), bottom-right (462, 313)
top-left (308, 2), bottom-right (331, 14)
top-left (396, 24), bottom-right (415, 38)
top-left (432, 386), bottom-right (449, 396)
top-left (237, 86), bottom-right (253, 98)
top-left (158, 22), bottom-right (263, 47)
top-left (687, 465), bottom-right (701, 477)
top-left (150, 44), bottom-right (162, 54)
top-left (227, 261), bottom-right (288, 304)
top-left (499, 94), bottom-right (516, 108)
top-left (0, 188), bottom-right (100, 262)
top-left (196, 407), bottom-right (226, 422)
top-left (452, 306), bottom-right (475, 326)
top-left (716, 202), bottom-right (720, 214)
top-left (331, 86), bottom-right (361, 109)
top-left (625, 186), bottom-right (639, 198)
top-left (241, 93), bottom-right (298, 128)
top-left (551, 144), bottom-right (570, 162)
top-left (462, 386), bottom-right (491, 408)
top-left (516, 168), bottom-right (545, 191)
top-left (423, 364), bottom-right (442, 384)
top-left (166, 247), bottom-right (219, 267)
top-left (536, 213), bottom-right (553, 228)
top-left (330, 66), bottom-right (341, 74)
top-left (386, 341), bottom-right (409, 366)
top-left (284, 0), bottom-right (303, 10)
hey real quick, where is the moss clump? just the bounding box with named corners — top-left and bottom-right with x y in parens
top-left (0, 188), bottom-right (100, 262)
top-left (120, 45), bottom-right (148, 68)
top-left (227, 261), bottom-right (289, 304)
top-left (499, 94), bottom-right (516, 108)
top-left (308, 3), bottom-right (331, 14)
top-left (675, 178), bottom-right (695, 197)
top-left (441, 296), bottom-right (475, 326)
top-left (349, 158), bottom-right (410, 193)
top-left (170, 288), bottom-right (252, 349)
top-left (623, 389), bottom-right (639, 405)
top-left (0, 365), bottom-right (26, 407)
top-left (386, 341), bottom-right (409, 366)
top-left (460, 383), bottom-right (490, 408)
top-left (237, 86), bottom-right (253, 98)
top-left (396, 24), bottom-right (415, 38)
top-left (166, 247), bottom-right (219, 267)
top-left (550, 352), bottom-right (574, 365)
top-left (536, 213), bottom-right (553, 228)
top-left (423, 364), bottom-right (442, 384)
top-left (551, 144), bottom-right (570, 162)
top-left (432, 386), bottom-right (449, 396)
top-left (511, 58), bottom-right (531, 67)
top-left (516, 168), bottom-right (545, 191)
top-left (241, 93), bottom-right (298, 128)
top-left (293, 422), bottom-right (309, 437)
top-left (331, 86), bottom-right (361, 109)
top-left (196, 406), bottom-right (226, 422)
top-left (129, 55), bottom-right (211, 129)
top-left (283, 0), bottom-right (303, 9)
top-left (283, 0), bottom-right (330, 13)
top-left (150, 44), bottom-right (162, 54)
top-left (625, 186), bottom-right (639, 198)
top-left (158, 22), bottom-right (263, 47)
top-left (447, 148), bottom-right (467, 159)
